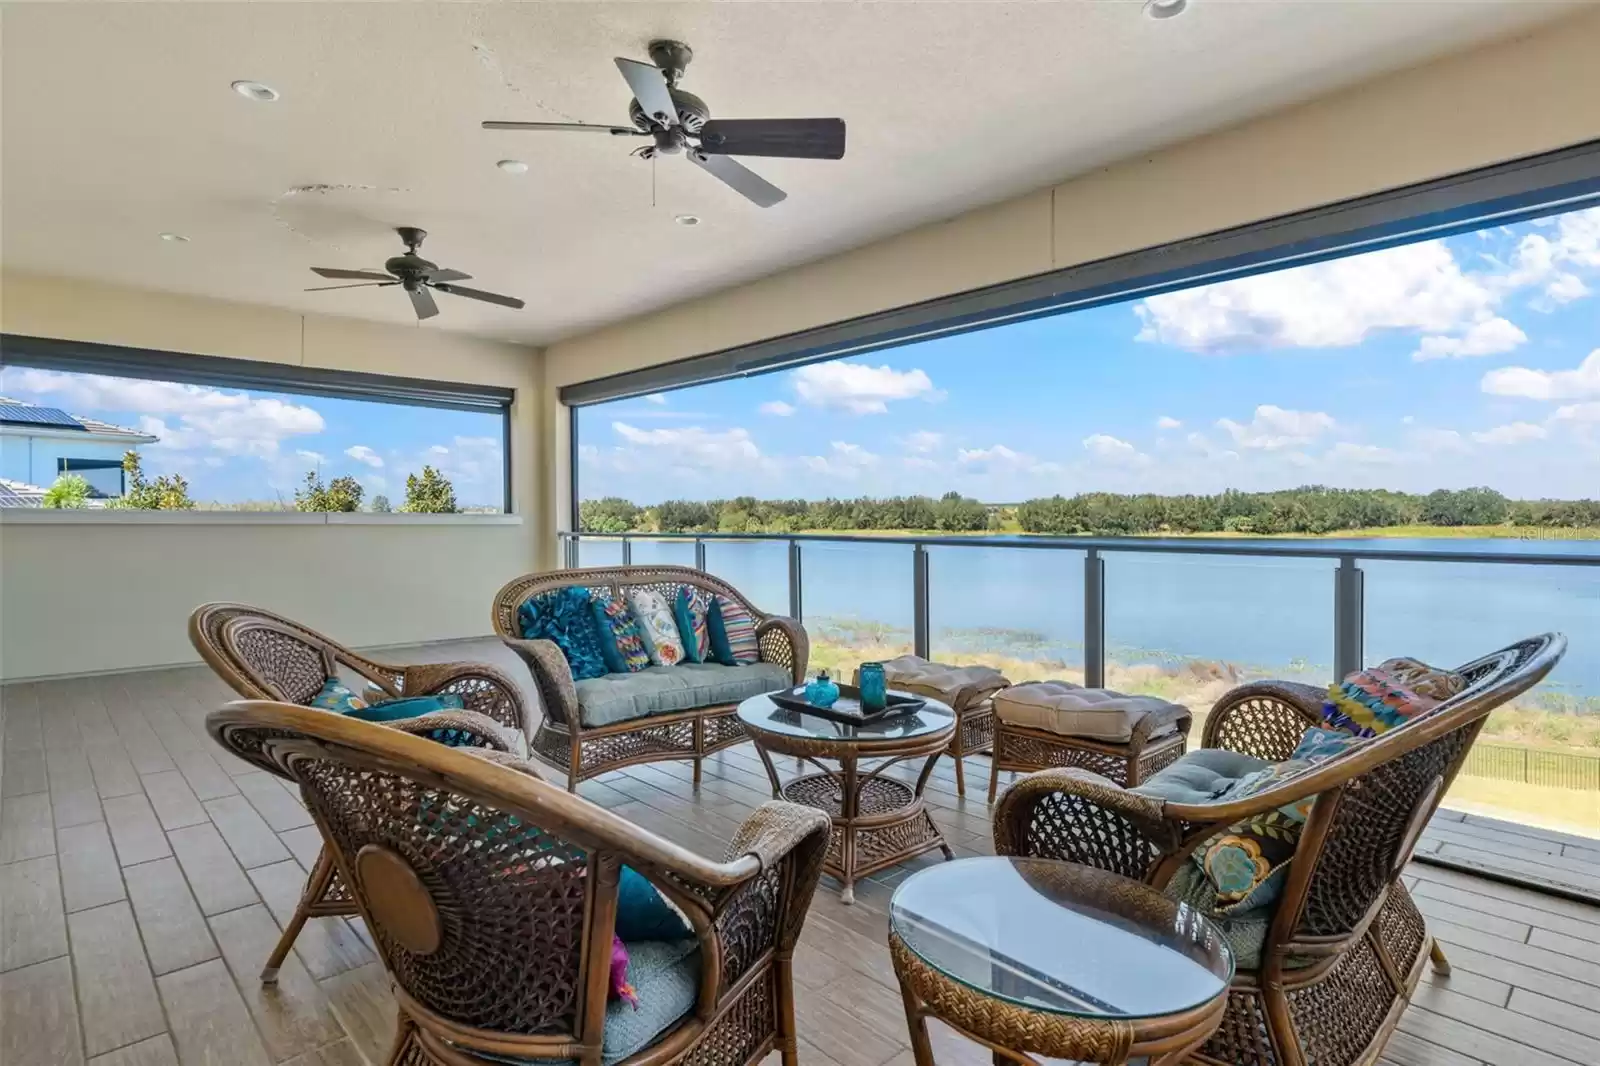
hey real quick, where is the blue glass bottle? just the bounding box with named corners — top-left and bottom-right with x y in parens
top-left (858, 662), bottom-right (887, 712)
top-left (805, 670), bottom-right (840, 709)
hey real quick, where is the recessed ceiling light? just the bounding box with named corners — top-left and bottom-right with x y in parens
top-left (674, 214), bottom-right (701, 227)
top-left (231, 80), bottom-right (280, 102)
top-left (159, 232), bottom-right (189, 243)
top-left (1143, 0), bottom-right (1188, 19)
top-left (496, 159), bottom-right (529, 174)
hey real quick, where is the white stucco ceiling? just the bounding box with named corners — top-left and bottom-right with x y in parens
top-left (0, 1), bottom-right (1583, 346)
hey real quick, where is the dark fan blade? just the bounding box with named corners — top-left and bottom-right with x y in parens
top-left (688, 152), bottom-right (786, 208)
top-left (427, 268), bottom-right (472, 283)
top-left (614, 58), bottom-right (678, 127)
top-left (698, 118), bottom-right (846, 160)
top-left (482, 120), bottom-right (646, 136)
top-left (305, 282), bottom-right (399, 292)
top-left (310, 267), bottom-right (393, 281)
top-left (433, 282), bottom-right (525, 310)
top-left (409, 287), bottom-right (440, 321)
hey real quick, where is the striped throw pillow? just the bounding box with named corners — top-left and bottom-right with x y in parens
top-left (709, 595), bottom-right (760, 665)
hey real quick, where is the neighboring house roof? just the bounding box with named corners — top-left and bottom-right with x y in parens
top-left (0, 477), bottom-right (49, 507)
top-left (0, 395), bottom-right (157, 444)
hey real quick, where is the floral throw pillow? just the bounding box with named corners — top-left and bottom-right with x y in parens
top-left (310, 677), bottom-right (367, 713)
top-left (708, 596), bottom-right (761, 665)
top-left (673, 586), bottom-right (712, 664)
top-left (626, 588), bottom-right (685, 667)
top-left (518, 587), bottom-right (610, 681)
top-left (591, 593), bottom-right (651, 673)
top-left (1192, 759), bottom-right (1316, 915)
top-left (1322, 657), bottom-right (1465, 738)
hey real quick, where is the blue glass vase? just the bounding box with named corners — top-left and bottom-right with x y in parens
top-left (805, 670), bottom-right (840, 709)
top-left (858, 662), bottom-right (887, 712)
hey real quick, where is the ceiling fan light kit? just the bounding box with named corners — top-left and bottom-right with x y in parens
top-left (482, 38), bottom-right (846, 207)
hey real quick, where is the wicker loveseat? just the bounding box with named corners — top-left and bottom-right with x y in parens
top-left (492, 566), bottom-right (808, 791)
top-left (208, 700), bottom-right (833, 1066)
top-left (991, 633), bottom-right (1566, 1066)
top-left (189, 602), bottom-right (533, 980)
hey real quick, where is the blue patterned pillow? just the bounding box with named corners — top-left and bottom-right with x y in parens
top-left (518, 587), bottom-right (610, 681)
top-left (348, 693), bottom-right (466, 723)
top-left (591, 593), bottom-right (651, 673)
top-left (673, 586), bottom-right (711, 664)
top-left (309, 677), bottom-right (366, 713)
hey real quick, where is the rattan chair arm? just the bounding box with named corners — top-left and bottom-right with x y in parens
top-left (458, 747), bottom-right (548, 779)
top-left (401, 660), bottom-right (532, 737)
top-left (726, 801), bottom-right (833, 871)
top-left (500, 637), bottom-right (578, 729)
top-left (754, 615), bottom-right (809, 685)
top-left (1201, 681), bottom-right (1326, 760)
top-left (385, 709), bottom-right (518, 752)
top-left (992, 768), bottom-right (1182, 880)
top-left (717, 801), bottom-right (834, 960)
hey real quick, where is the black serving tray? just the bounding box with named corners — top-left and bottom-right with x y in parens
top-left (768, 684), bottom-right (926, 726)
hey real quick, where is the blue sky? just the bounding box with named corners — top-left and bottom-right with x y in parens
top-left (580, 205), bottom-right (1600, 503)
top-left (0, 367), bottom-right (505, 508)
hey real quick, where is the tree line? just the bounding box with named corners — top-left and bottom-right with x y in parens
top-left (582, 486), bottom-right (1600, 536)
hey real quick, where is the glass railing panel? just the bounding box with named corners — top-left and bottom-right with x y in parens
top-left (1363, 557), bottom-right (1600, 845)
top-left (576, 537), bottom-right (623, 568)
top-left (1103, 551), bottom-right (1333, 745)
top-left (800, 541), bottom-right (915, 681)
top-left (927, 545), bottom-right (1084, 682)
top-left (625, 538), bottom-right (696, 568)
top-left (702, 539), bottom-right (790, 615)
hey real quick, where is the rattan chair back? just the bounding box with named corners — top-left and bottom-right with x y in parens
top-left (190, 602), bottom-right (406, 704)
top-left (492, 564), bottom-right (773, 644)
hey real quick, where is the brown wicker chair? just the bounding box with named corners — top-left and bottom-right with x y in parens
top-left (491, 566), bottom-right (808, 792)
top-left (189, 602), bottom-right (534, 981)
top-left (990, 633), bottom-right (1566, 1066)
top-left (207, 700), bottom-right (834, 1066)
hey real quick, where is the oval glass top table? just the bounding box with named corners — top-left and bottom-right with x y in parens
top-left (888, 857), bottom-right (1233, 1066)
top-left (736, 691), bottom-right (957, 903)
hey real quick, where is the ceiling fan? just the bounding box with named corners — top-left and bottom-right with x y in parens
top-left (305, 227), bottom-right (526, 320)
top-left (482, 39), bottom-right (845, 208)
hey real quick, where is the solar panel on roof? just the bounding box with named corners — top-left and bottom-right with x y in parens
top-left (0, 403), bottom-right (86, 429)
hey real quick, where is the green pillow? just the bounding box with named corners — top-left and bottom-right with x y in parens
top-left (348, 693), bottom-right (466, 723)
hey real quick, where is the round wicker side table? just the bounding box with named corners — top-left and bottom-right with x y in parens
top-left (737, 692), bottom-right (957, 903)
top-left (888, 857), bottom-right (1233, 1066)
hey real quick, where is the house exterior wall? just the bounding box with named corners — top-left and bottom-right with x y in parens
top-left (0, 430), bottom-right (132, 495)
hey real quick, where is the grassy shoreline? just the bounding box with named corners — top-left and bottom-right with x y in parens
top-left (625, 525), bottom-right (1600, 540)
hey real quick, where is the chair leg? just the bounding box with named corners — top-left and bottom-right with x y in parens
top-left (693, 756), bottom-right (703, 789)
top-left (1429, 940), bottom-right (1452, 976)
top-left (952, 753), bottom-right (966, 798)
top-left (261, 846), bottom-right (336, 983)
top-left (987, 754), bottom-right (1001, 805)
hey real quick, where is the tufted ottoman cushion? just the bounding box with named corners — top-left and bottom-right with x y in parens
top-left (864, 655), bottom-right (1011, 713)
top-left (992, 682), bottom-right (1187, 743)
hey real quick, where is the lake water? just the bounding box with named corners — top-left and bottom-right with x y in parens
top-left (578, 536), bottom-right (1599, 702)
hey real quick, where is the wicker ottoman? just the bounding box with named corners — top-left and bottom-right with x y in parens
top-left (856, 656), bottom-right (1009, 798)
top-left (987, 682), bottom-right (1190, 803)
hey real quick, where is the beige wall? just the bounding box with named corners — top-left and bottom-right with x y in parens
top-left (0, 274), bottom-right (545, 679)
top-left (543, 7), bottom-right (1600, 532)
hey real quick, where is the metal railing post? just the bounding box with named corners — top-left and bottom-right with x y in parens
top-left (1084, 549), bottom-right (1106, 689)
top-left (694, 537), bottom-right (707, 571)
top-left (620, 535), bottom-right (632, 567)
top-left (563, 534), bottom-right (578, 569)
top-left (1334, 555), bottom-right (1365, 678)
top-left (788, 539), bottom-right (803, 621)
top-left (913, 544), bottom-right (931, 659)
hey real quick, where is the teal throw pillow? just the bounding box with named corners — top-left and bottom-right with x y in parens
top-left (707, 596), bottom-right (760, 666)
top-left (348, 693), bottom-right (466, 723)
top-left (617, 865), bottom-right (693, 941)
top-left (672, 586), bottom-right (711, 664)
top-left (309, 677), bottom-right (366, 713)
top-left (519, 587), bottom-right (610, 681)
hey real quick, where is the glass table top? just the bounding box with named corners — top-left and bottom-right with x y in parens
top-left (890, 857), bottom-right (1233, 1020)
top-left (736, 691), bottom-right (954, 743)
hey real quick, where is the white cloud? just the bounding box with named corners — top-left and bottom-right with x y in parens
top-left (789, 361), bottom-right (942, 414)
top-left (802, 441), bottom-right (880, 477)
top-left (1412, 316), bottom-right (1526, 361)
top-left (416, 435), bottom-right (504, 496)
top-left (1504, 207), bottom-right (1600, 297)
top-left (1480, 349), bottom-right (1600, 400)
top-left (344, 444), bottom-right (384, 468)
top-left (1409, 428), bottom-right (1470, 453)
top-left (295, 450), bottom-right (328, 465)
top-left (1544, 273), bottom-right (1590, 305)
top-left (1216, 405), bottom-right (1336, 450)
top-left (758, 401), bottom-right (796, 417)
top-left (1185, 432), bottom-right (1239, 461)
top-left (1155, 416), bottom-right (1182, 430)
top-left (958, 444), bottom-right (1030, 466)
top-left (902, 456), bottom-right (940, 471)
top-left (903, 430), bottom-right (943, 453)
top-left (1327, 442), bottom-right (1400, 465)
top-left (1135, 241), bottom-right (1500, 352)
top-left (1471, 422), bottom-right (1548, 445)
top-left (5, 368), bottom-right (324, 458)
top-left (1082, 434), bottom-right (1141, 461)
top-left (612, 421), bottom-right (759, 463)
top-left (1553, 401), bottom-right (1600, 424)
top-left (644, 393), bottom-right (668, 405)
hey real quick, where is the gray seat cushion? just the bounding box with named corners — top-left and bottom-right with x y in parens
top-left (1130, 748), bottom-right (1271, 804)
top-left (574, 662), bottom-right (792, 728)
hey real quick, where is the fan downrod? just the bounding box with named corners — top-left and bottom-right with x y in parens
top-left (395, 226), bottom-right (427, 253)
top-left (648, 39), bottom-right (693, 86)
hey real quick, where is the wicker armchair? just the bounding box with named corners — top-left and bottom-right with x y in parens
top-left (207, 700), bottom-right (834, 1066)
top-left (189, 602), bottom-right (534, 981)
top-left (492, 566), bottom-right (808, 791)
top-left (991, 633), bottom-right (1566, 1066)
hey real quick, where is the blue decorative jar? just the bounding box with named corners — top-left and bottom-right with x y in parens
top-left (805, 670), bottom-right (840, 709)
top-left (858, 662), bottom-right (887, 712)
